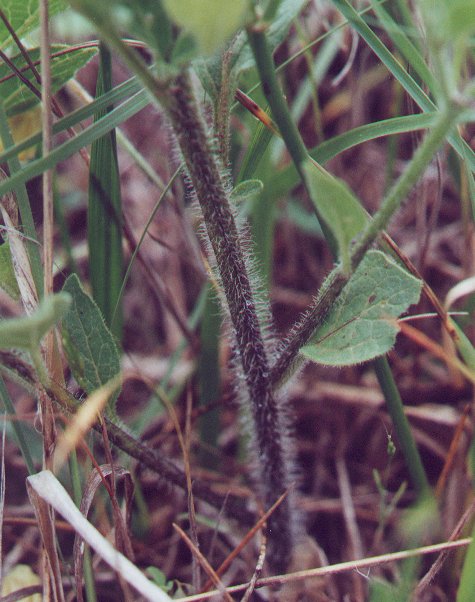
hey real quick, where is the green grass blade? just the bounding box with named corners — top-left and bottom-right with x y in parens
top-left (53, 185), bottom-right (78, 275)
top-left (331, 0), bottom-right (475, 173)
top-left (111, 165), bottom-right (181, 331)
top-left (374, 357), bottom-right (430, 496)
top-left (370, 0), bottom-right (436, 93)
top-left (0, 375), bottom-right (35, 475)
top-left (267, 112), bottom-right (437, 199)
top-left (0, 75), bottom-right (143, 164)
top-left (0, 89), bottom-right (150, 198)
top-left (88, 44), bottom-right (123, 340)
top-left (0, 102), bottom-right (43, 297)
top-left (198, 284), bottom-right (221, 469)
top-left (236, 116), bottom-right (276, 287)
top-left (237, 117), bottom-right (273, 184)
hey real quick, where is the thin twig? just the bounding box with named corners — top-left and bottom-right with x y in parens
top-left (336, 455), bottom-right (366, 602)
top-left (201, 489), bottom-right (290, 593)
top-left (241, 531), bottom-right (267, 602)
top-left (39, 0), bottom-right (53, 305)
top-left (173, 523), bottom-right (233, 602)
top-left (175, 539), bottom-right (472, 602)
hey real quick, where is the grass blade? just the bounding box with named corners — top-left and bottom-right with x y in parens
top-left (0, 375), bottom-right (35, 475)
top-left (0, 103), bottom-right (43, 297)
top-left (88, 44), bottom-right (123, 340)
top-left (0, 89), bottom-right (149, 198)
top-left (331, 0), bottom-right (475, 173)
top-left (0, 75), bottom-right (142, 164)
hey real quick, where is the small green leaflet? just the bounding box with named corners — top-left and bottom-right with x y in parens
top-left (0, 45), bottom-right (97, 116)
top-left (300, 251), bottom-right (422, 366)
top-left (230, 179), bottom-right (263, 204)
top-left (302, 159), bottom-right (368, 271)
top-left (0, 293), bottom-right (71, 350)
top-left (61, 274), bottom-right (121, 415)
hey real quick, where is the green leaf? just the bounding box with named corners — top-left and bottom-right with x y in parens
top-left (0, 45), bottom-right (97, 116)
top-left (301, 251), bottom-right (422, 366)
top-left (0, 241), bottom-right (20, 300)
top-left (0, 293), bottom-right (71, 351)
top-left (145, 567), bottom-right (174, 592)
top-left (230, 179), bottom-right (263, 203)
top-left (61, 274), bottom-right (121, 415)
top-left (0, 0), bottom-right (67, 50)
top-left (170, 31), bottom-right (198, 65)
top-left (302, 159), bottom-right (368, 271)
top-left (162, 0), bottom-right (249, 56)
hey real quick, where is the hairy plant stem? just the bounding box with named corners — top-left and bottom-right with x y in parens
top-left (163, 70), bottom-right (296, 571)
top-left (249, 16), bottom-right (461, 500)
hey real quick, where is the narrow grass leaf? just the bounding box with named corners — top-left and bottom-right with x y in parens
top-left (331, 0), bottom-right (475, 173)
top-left (0, 89), bottom-right (149, 198)
top-left (0, 375), bottom-right (35, 475)
top-left (61, 274), bottom-right (121, 418)
top-left (370, 0), bottom-right (436, 94)
top-left (230, 179), bottom-right (263, 203)
top-left (301, 251), bottom-right (422, 366)
top-left (0, 74), bottom-right (142, 165)
top-left (0, 241), bottom-right (20, 300)
top-left (234, 0), bottom-right (308, 72)
top-left (267, 112), bottom-right (437, 199)
top-left (88, 44), bottom-right (123, 340)
top-left (237, 118), bottom-right (273, 183)
top-left (198, 284), bottom-right (221, 469)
